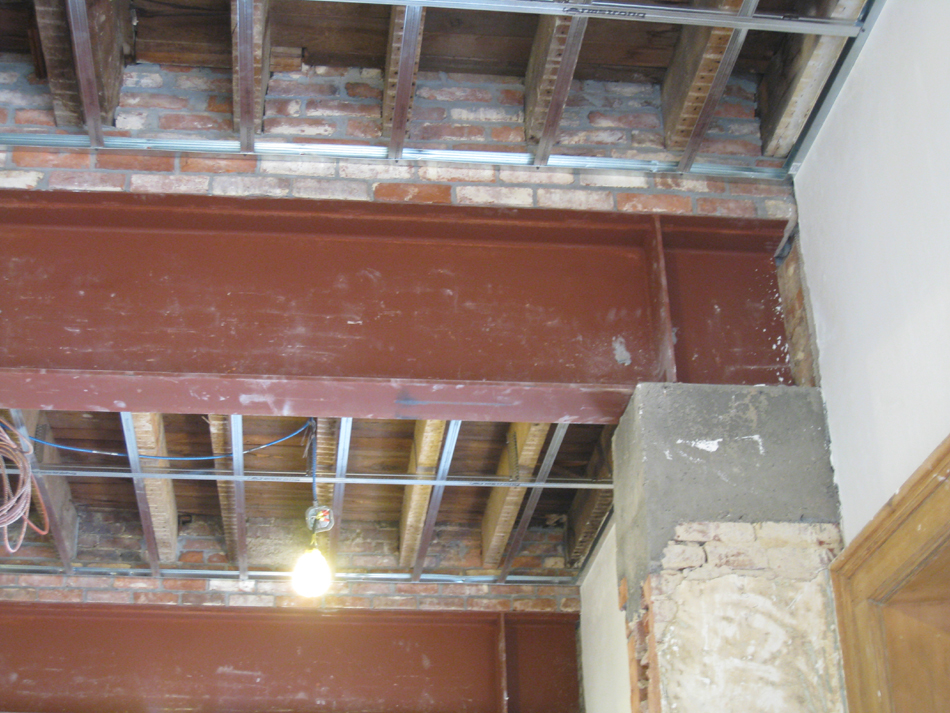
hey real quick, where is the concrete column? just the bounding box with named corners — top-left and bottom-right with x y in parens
top-left (613, 383), bottom-right (845, 713)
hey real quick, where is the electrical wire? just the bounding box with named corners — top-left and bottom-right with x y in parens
top-left (0, 420), bottom-right (311, 463)
top-left (0, 419), bottom-right (49, 554)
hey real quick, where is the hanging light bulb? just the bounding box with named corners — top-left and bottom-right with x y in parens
top-left (292, 420), bottom-right (336, 598)
top-left (292, 543), bottom-right (332, 597)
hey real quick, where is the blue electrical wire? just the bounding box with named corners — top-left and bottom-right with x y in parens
top-left (0, 419), bottom-right (312, 462)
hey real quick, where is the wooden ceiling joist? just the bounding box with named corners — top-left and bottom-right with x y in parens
top-left (661, 0), bottom-right (744, 151)
top-left (481, 422), bottom-right (550, 568)
top-left (209, 414), bottom-right (248, 575)
top-left (8, 409), bottom-right (78, 572)
top-left (566, 425), bottom-right (613, 566)
top-left (759, 0), bottom-right (867, 157)
top-left (383, 4), bottom-right (425, 158)
top-left (33, 0), bottom-right (122, 133)
top-left (398, 419), bottom-right (446, 568)
top-left (123, 412), bottom-right (178, 566)
top-left (231, 0), bottom-right (271, 141)
top-left (525, 13), bottom-right (588, 164)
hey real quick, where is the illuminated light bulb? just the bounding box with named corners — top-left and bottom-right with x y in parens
top-left (292, 547), bottom-right (333, 597)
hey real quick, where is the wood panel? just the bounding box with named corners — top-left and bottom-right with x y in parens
top-left (831, 432), bottom-right (950, 713)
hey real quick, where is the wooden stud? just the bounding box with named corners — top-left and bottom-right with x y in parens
top-left (759, 0), bottom-right (867, 157)
top-left (8, 409), bottom-right (78, 571)
top-left (481, 422), bottom-right (550, 568)
top-left (383, 5), bottom-right (425, 157)
top-left (128, 412), bottom-right (178, 563)
top-left (566, 426), bottom-right (614, 566)
top-left (398, 419), bottom-right (447, 568)
top-left (661, 0), bottom-right (743, 151)
top-left (231, 0), bottom-right (271, 136)
top-left (209, 413), bottom-right (247, 574)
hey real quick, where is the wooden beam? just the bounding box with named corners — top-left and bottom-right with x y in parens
top-left (383, 5), bottom-right (425, 158)
top-left (127, 412), bottom-right (178, 563)
top-left (661, 0), bottom-right (743, 151)
top-left (314, 417), bottom-right (338, 507)
top-left (328, 417), bottom-right (352, 556)
top-left (231, 0), bottom-right (271, 138)
top-left (759, 0), bottom-right (866, 158)
top-left (566, 426), bottom-right (614, 566)
top-left (33, 0), bottom-right (122, 129)
top-left (525, 14), bottom-right (588, 163)
top-left (8, 409), bottom-right (78, 571)
top-left (398, 419), bottom-right (447, 568)
top-left (481, 422), bottom-right (550, 568)
top-left (209, 414), bottom-right (247, 574)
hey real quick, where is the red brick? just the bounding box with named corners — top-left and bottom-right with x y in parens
top-left (499, 89), bottom-right (524, 106)
top-left (48, 172), bottom-right (126, 192)
top-left (696, 197), bottom-right (757, 217)
top-left (113, 577), bottom-right (159, 589)
top-left (346, 118), bottom-right (381, 139)
top-left (0, 588), bottom-right (37, 601)
top-left (654, 176), bottom-right (727, 194)
top-left (207, 553), bottom-right (229, 564)
top-left (228, 594), bottom-right (275, 607)
top-left (18, 574), bottom-right (65, 587)
top-left (263, 117), bottom-right (335, 136)
top-left (560, 597), bottom-right (581, 612)
top-left (537, 586), bottom-right (579, 597)
top-left (490, 126), bottom-right (525, 143)
top-left (513, 598), bottom-right (558, 612)
top-left (411, 107), bottom-right (446, 122)
top-left (0, 108), bottom-right (6, 122)
top-left (698, 138), bottom-right (760, 157)
top-left (557, 129), bottom-right (626, 146)
top-left (179, 551), bottom-right (204, 563)
top-left (714, 101), bottom-right (755, 119)
top-left (65, 575), bottom-right (113, 588)
top-left (0, 574), bottom-right (19, 586)
top-left (306, 99), bottom-right (379, 117)
top-left (37, 588), bottom-right (84, 602)
top-left (418, 87), bottom-right (492, 102)
top-left (441, 584), bottom-right (489, 596)
top-left (130, 174), bottom-right (209, 194)
top-left (181, 591), bottom-right (226, 606)
top-left (86, 590), bottom-right (133, 604)
top-left (419, 597), bottom-right (466, 610)
top-left (617, 193), bottom-right (692, 214)
top-left (265, 98), bottom-right (301, 117)
top-left (345, 82), bottom-right (382, 100)
top-left (14, 109), bottom-right (55, 126)
top-left (374, 183), bottom-right (451, 204)
top-left (467, 598), bottom-right (512, 611)
top-left (180, 155), bottom-right (257, 173)
top-left (119, 93), bottom-right (189, 110)
top-left (416, 123), bottom-right (484, 142)
top-left (159, 114), bottom-right (232, 132)
top-left (728, 181), bottom-right (792, 197)
top-left (96, 153), bottom-right (175, 172)
top-left (351, 582), bottom-right (394, 595)
top-left (206, 95), bottom-right (232, 113)
top-left (724, 84), bottom-right (755, 102)
top-left (537, 188), bottom-right (613, 211)
top-left (268, 79), bottom-right (336, 97)
top-left (490, 585), bottom-right (536, 595)
top-left (12, 149), bottom-right (90, 168)
top-left (134, 591), bottom-right (179, 605)
top-left (395, 583), bottom-right (440, 595)
top-left (348, 554), bottom-right (400, 568)
top-left (322, 595), bottom-right (372, 609)
top-left (162, 578), bottom-right (208, 591)
top-left (174, 75), bottom-right (231, 93)
top-left (589, 112), bottom-right (661, 129)
top-left (373, 596), bottom-right (418, 609)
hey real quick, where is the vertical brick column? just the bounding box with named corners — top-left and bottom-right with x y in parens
top-left (613, 383), bottom-right (845, 712)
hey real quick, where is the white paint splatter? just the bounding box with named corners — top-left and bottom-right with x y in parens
top-left (677, 438), bottom-right (722, 452)
top-left (612, 336), bottom-right (632, 366)
top-left (738, 435), bottom-right (765, 454)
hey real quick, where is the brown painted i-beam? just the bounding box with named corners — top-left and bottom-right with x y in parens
top-left (0, 190), bottom-right (790, 423)
top-left (0, 603), bottom-right (579, 713)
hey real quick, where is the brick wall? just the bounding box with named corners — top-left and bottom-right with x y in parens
top-left (0, 54), bottom-right (797, 222)
top-left (623, 522), bottom-right (845, 713)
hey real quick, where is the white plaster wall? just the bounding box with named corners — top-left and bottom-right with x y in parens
top-left (794, 0), bottom-right (950, 541)
top-left (579, 524), bottom-right (632, 713)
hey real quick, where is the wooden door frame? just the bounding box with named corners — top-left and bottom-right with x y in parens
top-left (831, 433), bottom-right (950, 712)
